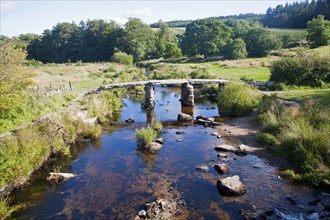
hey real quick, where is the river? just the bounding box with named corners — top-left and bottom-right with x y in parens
top-left (12, 86), bottom-right (323, 219)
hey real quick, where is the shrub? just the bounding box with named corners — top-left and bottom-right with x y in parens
top-left (256, 132), bottom-right (277, 146)
top-left (217, 83), bottom-right (262, 116)
top-left (270, 52), bottom-right (330, 86)
top-left (111, 52), bottom-right (133, 65)
top-left (224, 38), bottom-right (248, 60)
top-left (135, 126), bottom-right (157, 147)
top-left (190, 68), bottom-right (215, 79)
top-left (135, 122), bottom-right (162, 148)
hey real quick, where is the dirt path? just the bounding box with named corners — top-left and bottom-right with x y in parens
top-left (215, 113), bottom-right (293, 169)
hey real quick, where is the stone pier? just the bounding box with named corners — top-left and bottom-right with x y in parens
top-left (181, 83), bottom-right (194, 107)
top-left (144, 82), bottom-right (155, 109)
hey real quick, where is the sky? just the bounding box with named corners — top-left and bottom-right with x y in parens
top-left (1, 0), bottom-right (296, 37)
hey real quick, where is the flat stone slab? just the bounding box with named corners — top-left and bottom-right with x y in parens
top-left (217, 175), bottom-right (246, 196)
top-left (215, 144), bottom-right (237, 152)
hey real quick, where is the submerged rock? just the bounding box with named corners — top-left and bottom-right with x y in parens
top-left (217, 153), bottom-right (228, 159)
top-left (175, 131), bottom-right (185, 135)
top-left (195, 164), bottom-right (209, 172)
top-left (177, 113), bottom-right (193, 122)
top-left (217, 175), bottom-right (246, 196)
top-left (47, 172), bottom-right (77, 183)
top-left (214, 163), bottom-right (231, 174)
top-left (142, 198), bottom-right (186, 219)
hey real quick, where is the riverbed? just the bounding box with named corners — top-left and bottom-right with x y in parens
top-left (12, 86), bottom-right (323, 219)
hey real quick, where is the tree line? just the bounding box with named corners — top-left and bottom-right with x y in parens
top-left (1, 12), bottom-right (329, 63)
top-left (151, 0), bottom-right (330, 29)
top-left (263, 0), bottom-right (330, 28)
top-left (1, 18), bottom-right (283, 63)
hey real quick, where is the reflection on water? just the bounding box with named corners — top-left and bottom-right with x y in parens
top-left (12, 86), bottom-right (318, 219)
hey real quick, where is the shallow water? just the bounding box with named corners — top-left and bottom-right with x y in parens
top-left (12, 86), bottom-right (319, 219)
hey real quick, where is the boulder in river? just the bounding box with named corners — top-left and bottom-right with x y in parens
top-left (154, 138), bottom-right (164, 144)
top-left (140, 198), bottom-right (186, 219)
top-left (47, 172), bottom-right (77, 183)
top-left (147, 142), bottom-right (163, 153)
top-left (217, 175), bottom-right (246, 196)
top-left (195, 164), bottom-right (209, 172)
top-left (176, 131), bottom-right (185, 135)
top-left (125, 118), bottom-right (135, 123)
top-left (196, 115), bottom-right (207, 120)
top-left (215, 144), bottom-right (237, 152)
top-left (177, 113), bottom-right (193, 122)
top-left (214, 163), bottom-right (231, 174)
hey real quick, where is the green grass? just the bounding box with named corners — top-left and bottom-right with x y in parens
top-left (310, 45), bottom-right (330, 57)
top-left (257, 95), bottom-right (330, 186)
top-left (267, 28), bottom-right (306, 36)
top-left (135, 126), bottom-right (158, 147)
top-left (277, 89), bottom-right (330, 107)
top-left (209, 64), bottom-right (271, 81)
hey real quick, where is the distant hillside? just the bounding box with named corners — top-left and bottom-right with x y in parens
top-left (263, 0), bottom-right (330, 28)
top-left (150, 13), bottom-right (262, 28)
top-left (150, 0), bottom-right (330, 29)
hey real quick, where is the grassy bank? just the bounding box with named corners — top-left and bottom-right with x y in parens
top-left (0, 62), bottom-right (145, 133)
top-left (277, 89), bottom-right (330, 107)
top-left (257, 95), bottom-right (330, 186)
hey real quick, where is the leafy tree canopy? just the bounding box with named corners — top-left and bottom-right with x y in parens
top-left (0, 41), bottom-right (34, 110)
top-left (181, 18), bottom-right (232, 58)
top-left (307, 15), bottom-right (330, 48)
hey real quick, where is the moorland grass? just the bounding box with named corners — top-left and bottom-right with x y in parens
top-left (257, 95), bottom-right (330, 186)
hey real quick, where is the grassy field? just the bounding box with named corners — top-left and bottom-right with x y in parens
top-left (267, 28), bottom-right (306, 36)
top-left (277, 89), bottom-right (330, 107)
top-left (208, 64), bottom-right (270, 81)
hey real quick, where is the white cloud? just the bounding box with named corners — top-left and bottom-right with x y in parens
top-left (126, 7), bottom-right (153, 17)
top-left (1, 1), bottom-right (16, 14)
top-left (113, 17), bottom-right (128, 25)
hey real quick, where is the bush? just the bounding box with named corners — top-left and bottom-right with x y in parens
top-left (111, 52), bottom-right (133, 65)
top-left (256, 132), bottom-right (277, 146)
top-left (270, 52), bottom-right (330, 86)
top-left (135, 126), bottom-right (157, 147)
top-left (217, 83), bottom-right (262, 116)
top-left (224, 38), bottom-right (248, 60)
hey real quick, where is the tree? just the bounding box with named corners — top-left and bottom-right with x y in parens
top-left (0, 41), bottom-right (33, 110)
top-left (224, 38), bottom-right (248, 60)
top-left (163, 42), bottom-right (182, 59)
top-left (181, 18), bottom-right (232, 58)
top-left (307, 15), bottom-right (330, 48)
top-left (244, 25), bottom-right (281, 57)
top-left (118, 18), bottom-right (156, 62)
top-left (155, 20), bottom-right (178, 58)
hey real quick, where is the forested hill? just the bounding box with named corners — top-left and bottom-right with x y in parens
top-left (263, 0), bottom-right (330, 28)
top-left (150, 0), bottom-right (330, 29)
top-left (150, 14), bottom-right (262, 28)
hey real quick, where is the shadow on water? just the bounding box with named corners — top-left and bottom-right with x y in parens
top-left (12, 85), bottom-right (320, 219)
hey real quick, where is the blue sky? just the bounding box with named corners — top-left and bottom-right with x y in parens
top-left (1, 0), bottom-right (295, 37)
